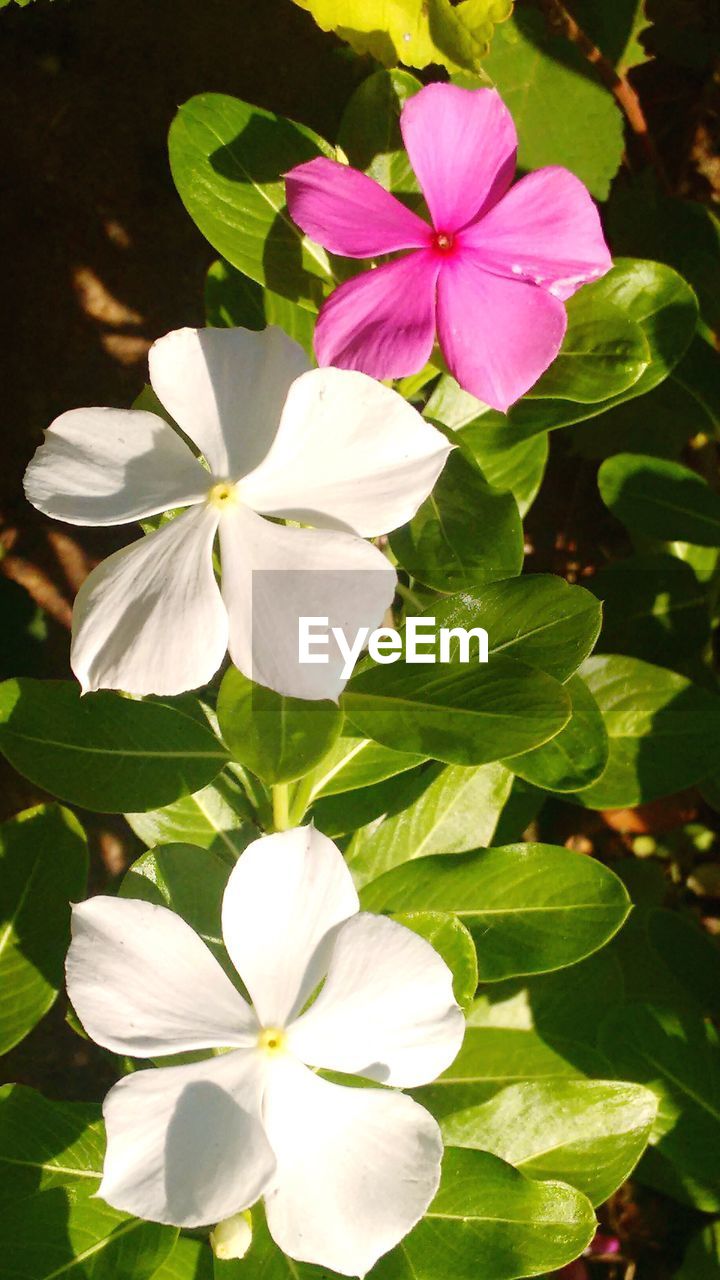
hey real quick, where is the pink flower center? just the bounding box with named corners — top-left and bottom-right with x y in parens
top-left (432, 231), bottom-right (455, 254)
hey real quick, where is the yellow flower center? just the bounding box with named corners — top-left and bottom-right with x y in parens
top-left (257, 1026), bottom-right (287, 1055)
top-left (208, 480), bottom-right (239, 509)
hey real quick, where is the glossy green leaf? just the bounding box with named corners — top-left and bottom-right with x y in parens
top-left (454, 418), bottom-right (548, 516)
top-left (346, 762), bottom-right (512, 886)
top-left (591, 553), bottom-right (710, 669)
top-left (217, 667), bottom-right (342, 785)
top-left (205, 259), bottom-right (315, 357)
top-left (389, 450), bottom-right (524, 592)
top-left (344, 654), bottom-right (571, 766)
top-left (568, 335), bottom-right (720, 462)
top-left (337, 68), bottom-right (422, 199)
top-left (470, 947), bottom-right (624, 1045)
top-left (303, 733), bottom-right (426, 800)
top-left (482, 8), bottom-right (624, 199)
top-left (374, 1149), bottom-right (596, 1280)
top-left (361, 844), bottom-right (631, 980)
top-left (574, 655), bottom-right (720, 808)
top-left (169, 94), bottom-right (334, 307)
top-left (155, 1237), bottom-right (214, 1279)
top-left (0, 1085), bottom-right (176, 1279)
top-left (292, 0), bottom-right (510, 73)
top-left (436, 260), bottom-right (698, 442)
top-left (126, 766), bottom-right (257, 859)
top-left (528, 291), bottom-right (649, 404)
top-left (502, 673), bottom-right (609, 793)
top-left (442, 1079), bottom-right (657, 1206)
top-left (415, 1025), bottom-right (611, 1117)
top-left (599, 1003), bottom-right (720, 1212)
top-left (0, 805), bottom-right (87, 1054)
top-left (0, 679), bottom-right (228, 813)
top-left (599, 452), bottom-right (720, 546)
top-left (430, 576), bottom-right (602, 682)
top-left (393, 911), bottom-right (478, 1009)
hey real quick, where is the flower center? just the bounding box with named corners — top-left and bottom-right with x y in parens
top-left (257, 1026), bottom-right (287, 1055)
top-left (208, 480), bottom-right (240, 509)
top-left (433, 231), bottom-right (455, 253)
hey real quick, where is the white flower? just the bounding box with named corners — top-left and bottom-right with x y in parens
top-left (66, 827), bottom-right (465, 1277)
top-left (24, 326), bottom-right (451, 700)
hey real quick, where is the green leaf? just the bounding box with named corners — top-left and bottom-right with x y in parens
top-left (415, 1025), bottom-right (611, 1117)
top-left (389, 450), bottom-right (524, 592)
top-left (169, 94), bottom-right (334, 308)
top-left (453, 418), bottom-right (548, 517)
top-left (346, 762), bottom-right (512, 887)
top-left (599, 1004), bottom-right (720, 1212)
top-left (574, 655), bottom-right (720, 808)
top-left (361, 844), bottom-right (631, 980)
top-left (154, 1237), bottom-right (214, 1279)
top-left (393, 911), bottom-right (478, 1009)
top-left (677, 1222), bottom-right (720, 1280)
top-left (528, 291), bottom-right (650, 404)
top-left (205, 259), bottom-right (315, 357)
top-left (344, 654), bottom-right (571, 766)
top-left (119, 844), bottom-right (230, 962)
top-left (442, 1079), bottom-right (656, 1207)
top-left (303, 733), bottom-right (426, 800)
top-left (591, 553), bottom-right (710, 669)
top-left (374, 1149), bottom-right (596, 1280)
top-left (0, 679), bottom-right (228, 813)
top-left (126, 767), bottom-right (257, 860)
top-left (470, 947), bottom-right (624, 1045)
top-left (570, 0), bottom-right (650, 73)
top-left (429, 576), bottom-right (602, 682)
top-left (608, 177), bottom-right (720, 335)
top-left (217, 667), bottom-right (342, 785)
top-left (439, 260), bottom-right (698, 442)
top-left (481, 8), bottom-right (624, 199)
top-left (0, 1085), bottom-right (176, 1279)
top-left (0, 805), bottom-right (88, 1055)
top-left (291, 0), bottom-right (510, 73)
top-left (599, 452), bottom-right (720, 546)
top-left (502, 673), bottom-right (609, 793)
top-left (337, 68), bottom-right (422, 199)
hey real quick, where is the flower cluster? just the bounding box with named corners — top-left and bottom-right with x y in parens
top-left (23, 81), bottom-right (612, 1279)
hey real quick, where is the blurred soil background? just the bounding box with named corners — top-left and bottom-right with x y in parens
top-left (1, 2), bottom-right (719, 1274)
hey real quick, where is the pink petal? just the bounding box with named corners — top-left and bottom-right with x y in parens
top-left (314, 251), bottom-right (441, 381)
top-left (400, 84), bottom-right (517, 234)
top-left (463, 167), bottom-right (613, 300)
top-left (436, 251), bottom-right (567, 413)
top-left (285, 157), bottom-right (431, 257)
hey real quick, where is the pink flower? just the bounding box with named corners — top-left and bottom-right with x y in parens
top-left (286, 84), bottom-right (612, 413)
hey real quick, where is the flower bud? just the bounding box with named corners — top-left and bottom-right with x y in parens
top-left (210, 1210), bottom-right (253, 1261)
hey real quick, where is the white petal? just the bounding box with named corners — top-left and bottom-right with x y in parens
top-left (99, 1050), bottom-right (275, 1227)
top-left (219, 504), bottom-right (396, 701)
top-left (240, 368), bottom-right (452, 536)
top-left (221, 827), bottom-right (358, 1028)
top-left (263, 1055), bottom-right (442, 1276)
top-left (149, 326), bottom-right (310, 479)
top-left (23, 408), bottom-right (209, 526)
top-left (289, 913), bottom-right (464, 1088)
top-left (67, 896), bottom-right (257, 1056)
top-left (71, 503), bottom-right (228, 695)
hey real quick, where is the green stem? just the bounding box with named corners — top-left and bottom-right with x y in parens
top-left (287, 772), bottom-right (316, 827)
top-left (271, 783), bottom-right (291, 833)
